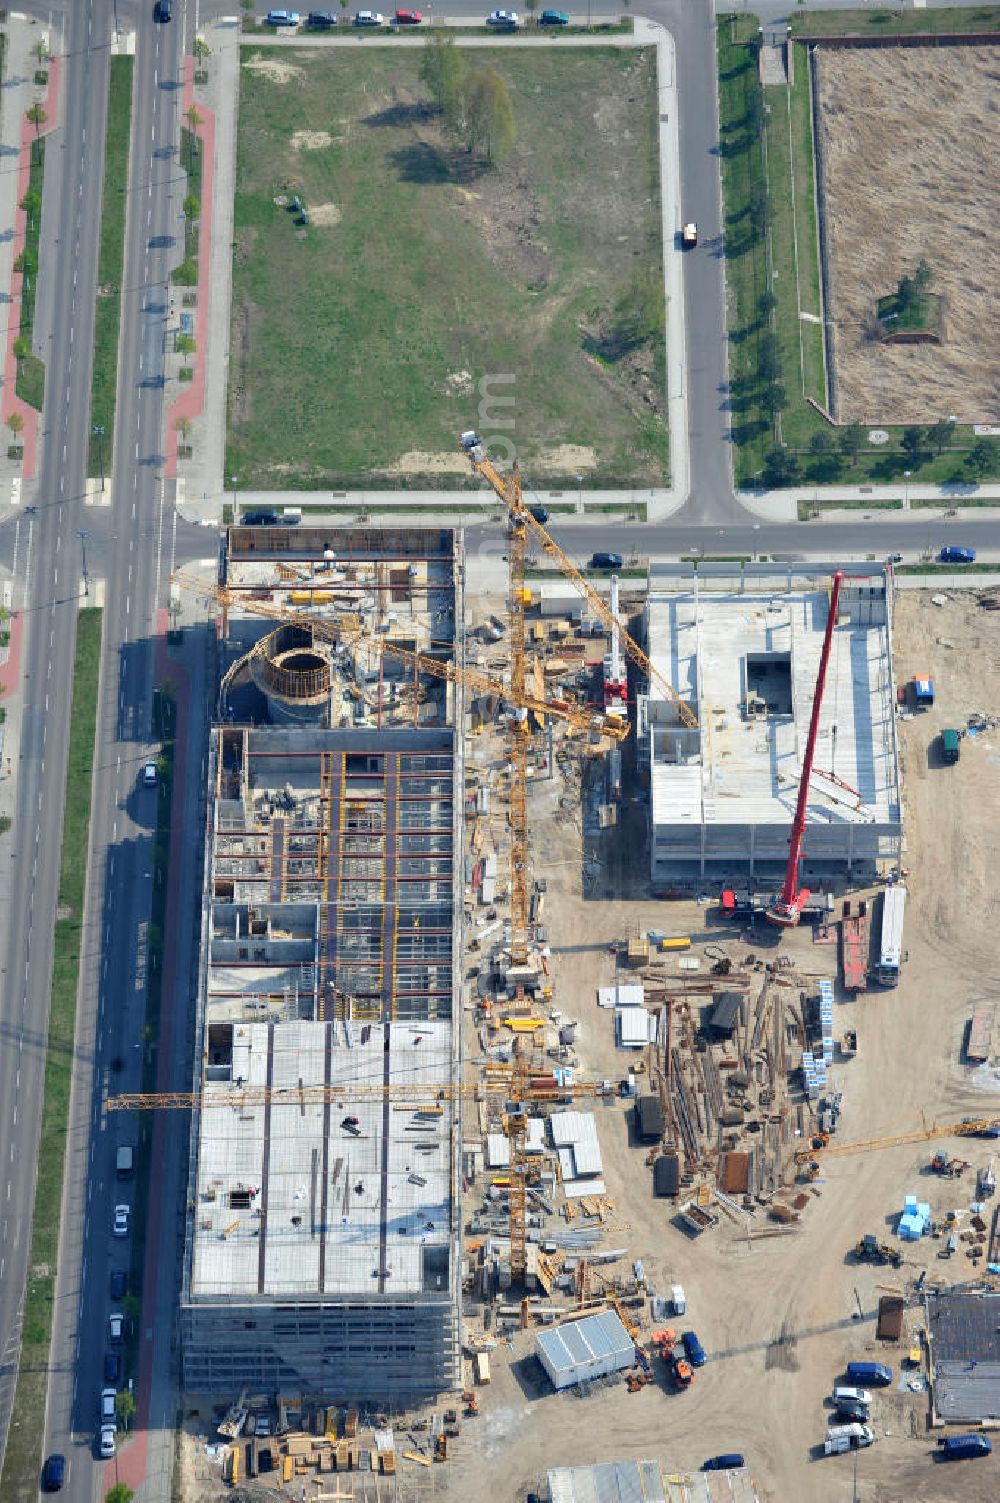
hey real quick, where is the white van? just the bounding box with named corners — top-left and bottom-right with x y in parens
top-left (671, 1284), bottom-right (687, 1316)
top-left (826, 1423), bottom-right (874, 1449)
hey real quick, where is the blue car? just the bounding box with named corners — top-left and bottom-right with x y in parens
top-left (682, 1330), bottom-right (707, 1367)
top-left (939, 545), bottom-right (976, 564)
top-left (42, 1454), bottom-right (66, 1491)
top-left (266, 8), bottom-right (301, 24)
top-left (539, 7), bottom-right (570, 20)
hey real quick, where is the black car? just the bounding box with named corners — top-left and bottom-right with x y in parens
top-left (154, 0), bottom-right (173, 18)
top-left (241, 509), bottom-right (280, 526)
top-left (42, 1454), bottom-right (66, 1491)
top-left (110, 1269), bottom-right (128, 1300)
top-left (589, 551), bottom-right (623, 570)
top-left (104, 1351), bottom-right (122, 1384)
top-left (306, 8), bottom-right (337, 23)
top-left (836, 1401), bottom-right (869, 1425)
top-left (529, 506), bottom-right (550, 525)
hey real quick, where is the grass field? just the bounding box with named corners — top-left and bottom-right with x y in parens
top-left (0, 609), bottom-right (102, 1503)
top-left (790, 4), bottom-right (1000, 36)
top-left (718, 17), bottom-right (1000, 488)
top-left (90, 57), bottom-right (133, 478)
top-left (15, 138), bottom-right (46, 412)
top-left (226, 45), bottom-right (667, 489)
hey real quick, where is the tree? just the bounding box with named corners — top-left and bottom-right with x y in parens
top-left (839, 421), bottom-right (863, 466)
top-left (757, 289), bottom-right (778, 322)
top-left (464, 66), bottom-right (515, 164)
top-left (746, 85), bottom-right (765, 135)
top-left (895, 273), bottom-right (914, 313)
top-left (105, 1484), bottom-right (134, 1503)
top-left (32, 37), bottom-right (50, 65)
top-left (20, 186), bottom-right (41, 221)
top-left (757, 331), bottom-right (780, 383)
top-left (175, 414), bottom-right (192, 442)
top-left (7, 412), bottom-right (24, 438)
top-left (748, 182), bottom-right (769, 234)
top-left (175, 333), bottom-right (196, 357)
top-left (114, 1391), bottom-right (136, 1435)
top-left (182, 192), bottom-right (200, 222)
top-left (900, 425), bottom-right (926, 464)
top-left (194, 36), bottom-right (212, 62)
top-left (419, 34), bottom-right (465, 126)
top-left (26, 103), bottom-right (47, 137)
top-left (913, 258), bottom-right (933, 297)
top-left (763, 445), bottom-right (800, 486)
top-left (965, 437), bottom-right (997, 479)
top-left (12, 336), bottom-right (31, 362)
top-left (928, 418), bottom-right (954, 456)
top-left (759, 381), bottom-right (787, 416)
top-left (809, 430), bottom-right (832, 455)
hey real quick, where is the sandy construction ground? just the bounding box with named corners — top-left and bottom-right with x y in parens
top-left (815, 47), bottom-right (1000, 424)
top-left (176, 590), bottom-right (1000, 1503)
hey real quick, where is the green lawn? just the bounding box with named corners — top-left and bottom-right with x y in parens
top-left (15, 138), bottom-right (46, 412)
top-left (227, 45), bottom-right (667, 489)
top-left (791, 4), bottom-right (1000, 36)
top-left (90, 57), bottom-right (134, 478)
top-left (0, 609), bottom-right (102, 1503)
top-left (174, 125), bottom-right (203, 285)
top-left (718, 17), bottom-right (1000, 488)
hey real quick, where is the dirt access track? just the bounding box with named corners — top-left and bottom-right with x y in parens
top-left (816, 45), bottom-right (1000, 424)
top-left (439, 592), bottom-right (1000, 1503)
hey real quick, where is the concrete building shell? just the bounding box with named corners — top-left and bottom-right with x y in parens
top-left (180, 529), bottom-right (464, 1402)
top-left (642, 563), bottom-right (902, 882)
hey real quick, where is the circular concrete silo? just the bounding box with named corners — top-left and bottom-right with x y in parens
top-left (251, 623), bottom-right (332, 726)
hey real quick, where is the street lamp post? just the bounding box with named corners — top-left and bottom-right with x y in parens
top-left (92, 424), bottom-right (107, 492)
top-left (78, 529), bottom-right (90, 598)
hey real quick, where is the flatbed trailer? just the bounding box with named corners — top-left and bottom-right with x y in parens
top-left (840, 900), bottom-right (868, 992)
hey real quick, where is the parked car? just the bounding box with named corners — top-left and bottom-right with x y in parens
top-left (702, 1454), bottom-right (745, 1472)
top-left (538, 7), bottom-right (569, 20)
top-left (99, 1425), bottom-right (116, 1459)
top-left (681, 222), bottom-right (698, 248)
top-left (589, 552), bottom-right (623, 570)
top-left (42, 1454), bottom-right (66, 1491)
top-left (833, 1386), bottom-right (873, 1407)
top-left (241, 508), bottom-right (280, 525)
top-left (835, 1401), bottom-right (870, 1425)
top-left (938, 1434), bottom-right (992, 1459)
top-left (265, 9), bottom-right (301, 24)
top-left (938, 545), bottom-right (976, 564)
top-left (394, 7), bottom-right (422, 19)
top-left (110, 1269), bottom-right (128, 1300)
top-left (113, 1204), bottom-right (130, 1238)
top-left (486, 8), bottom-right (519, 25)
top-left (306, 8), bottom-right (337, 23)
top-left (141, 761), bottom-right (158, 788)
top-left (682, 1330), bottom-right (707, 1368)
top-left (104, 1351), bottom-right (121, 1384)
top-left (109, 1312), bottom-right (125, 1344)
top-left (845, 1361), bottom-right (892, 1387)
top-left (352, 9), bottom-right (385, 21)
top-left (100, 1388), bottom-right (117, 1422)
top-left (670, 1283), bottom-right (686, 1316)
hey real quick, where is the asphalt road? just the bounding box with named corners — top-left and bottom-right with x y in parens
top-left (0, 0), bottom-right (113, 1485)
top-left (34, 5), bottom-right (188, 1499)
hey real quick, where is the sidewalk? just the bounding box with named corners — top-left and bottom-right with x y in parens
top-left (739, 482), bottom-right (1000, 525)
top-left (0, 20), bottom-right (61, 486)
top-left (173, 16), bottom-right (691, 525)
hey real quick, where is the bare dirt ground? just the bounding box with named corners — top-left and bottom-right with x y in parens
top-left (178, 592), bottom-right (1000, 1503)
top-left (443, 590), bottom-right (1000, 1503)
top-left (816, 47), bottom-right (1000, 424)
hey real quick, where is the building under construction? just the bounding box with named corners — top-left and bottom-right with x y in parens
top-left (641, 563), bottom-right (902, 881)
top-left (179, 527), bottom-right (463, 1400)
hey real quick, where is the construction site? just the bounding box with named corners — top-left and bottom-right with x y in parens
top-left (142, 482), bottom-right (1000, 1503)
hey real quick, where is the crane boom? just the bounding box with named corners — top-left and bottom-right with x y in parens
top-left (795, 1115), bottom-right (1000, 1164)
top-left (768, 570), bottom-right (844, 927)
top-left (460, 435), bottom-right (699, 730)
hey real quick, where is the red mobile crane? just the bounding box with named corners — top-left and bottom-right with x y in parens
top-left (767, 570), bottom-right (844, 928)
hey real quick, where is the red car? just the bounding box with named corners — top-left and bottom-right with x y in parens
top-left (394, 7), bottom-right (422, 19)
